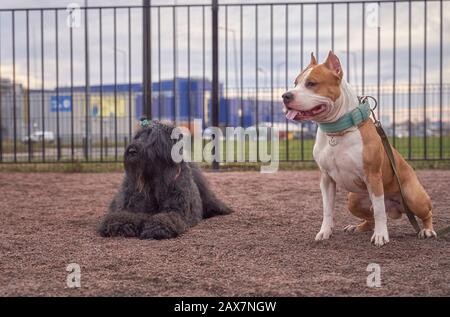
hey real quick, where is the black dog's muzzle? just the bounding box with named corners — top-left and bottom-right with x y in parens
top-left (124, 145), bottom-right (140, 164)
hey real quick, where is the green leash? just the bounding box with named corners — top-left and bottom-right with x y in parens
top-left (362, 96), bottom-right (449, 237)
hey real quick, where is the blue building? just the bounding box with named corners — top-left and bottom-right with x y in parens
top-left (25, 77), bottom-right (311, 143)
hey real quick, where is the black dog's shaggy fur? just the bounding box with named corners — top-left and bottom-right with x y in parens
top-left (98, 121), bottom-right (232, 239)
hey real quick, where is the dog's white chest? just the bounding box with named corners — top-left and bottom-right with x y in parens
top-left (313, 129), bottom-right (366, 193)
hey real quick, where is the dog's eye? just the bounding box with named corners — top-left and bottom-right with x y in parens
top-left (305, 81), bottom-right (317, 88)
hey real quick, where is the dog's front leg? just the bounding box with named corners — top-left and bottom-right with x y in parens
top-left (98, 211), bottom-right (147, 237)
top-left (315, 172), bottom-right (336, 241)
top-left (139, 211), bottom-right (190, 240)
top-left (366, 173), bottom-right (389, 246)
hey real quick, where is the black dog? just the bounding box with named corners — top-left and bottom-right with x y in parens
top-left (98, 120), bottom-right (232, 240)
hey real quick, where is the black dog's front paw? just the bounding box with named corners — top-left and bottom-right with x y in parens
top-left (99, 220), bottom-right (139, 237)
top-left (139, 222), bottom-right (177, 240)
top-left (219, 205), bottom-right (234, 215)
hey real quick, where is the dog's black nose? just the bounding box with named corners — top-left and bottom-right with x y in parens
top-left (127, 147), bottom-right (138, 155)
top-left (282, 92), bottom-right (294, 103)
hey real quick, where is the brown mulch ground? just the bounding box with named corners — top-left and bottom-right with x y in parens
top-left (0, 170), bottom-right (449, 296)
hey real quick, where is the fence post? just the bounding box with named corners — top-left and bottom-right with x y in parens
top-left (105, 136), bottom-right (108, 158)
top-left (83, 137), bottom-right (87, 160)
top-left (85, 4), bottom-right (91, 162)
top-left (143, 0), bottom-right (152, 119)
top-left (57, 137), bottom-right (61, 161)
top-left (211, 0), bottom-right (220, 170)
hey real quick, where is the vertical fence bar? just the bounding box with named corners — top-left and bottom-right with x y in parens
top-left (211, 0), bottom-right (219, 170)
top-left (85, 7), bottom-right (90, 161)
top-left (99, 8), bottom-right (104, 161)
top-left (240, 5), bottom-right (243, 128)
top-left (255, 5), bottom-right (259, 160)
top-left (315, 4), bottom-right (318, 58)
top-left (143, 0), bottom-right (152, 119)
top-left (346, 3), bottom-right (350, 83)
top-left (158, 7), bottom-right (161, 121)
top-left (70, 13), bottom-right (74, 161)
top-left (408, 1), bottom-right (412, 159)
top-left (423, 0), bottom-right (427, 159)
top-left (202, 5), bottom-right (205, 130)
top-left (158, 7), bottom-right (163, 120)
top-left (26, 10), bottom-right (31, 162)
top-left (188, 6), bottom-right (191, 129)
top-left (105, 136), bottom-right (108, 157)
top-left (55, 10), bottom-right (61, 161)
top-left (114, 8), bottom-right (118, 161)
top-left (172, 6), bottom-right (176, 124)
top-left (285, 4), bottom-right (289, 161)
top-left (270, 4), bottom-right (273, 128)
top-left (0, 13), bottom-right (2, 162)
top-left (439, 0), bottom-right (443, 159)
top-left (41, 10), bottom-right (45, 162)
top-left (12, 11), bottom-right (17, 162)
top-left (362, 3), bottom-right (365, 96)
top-left (331, 3), bottom-right (335, 53)
top-left (300, 4), bottom-right (304, 161)
top-left (377, 2), bottom-right (381, 120)
top-left (225, 5), bottom-right (228, 127)
top-left (128, 7), bottom-right (132, 141)
top-left (393, 2), bottom-right (396, 148)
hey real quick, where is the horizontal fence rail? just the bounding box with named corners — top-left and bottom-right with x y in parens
top-left (0, 0), bottom-right (449, 166)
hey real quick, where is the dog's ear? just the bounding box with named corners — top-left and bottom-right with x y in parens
top-left (324, 50), bottom-right (343, 79)
top-left (147, 126), bottom-right (176, 166)
top-left (309, 52), bottom-right (317, 66)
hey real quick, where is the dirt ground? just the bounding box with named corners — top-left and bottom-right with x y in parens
top-left (0, 170), bottom-right (449, 296)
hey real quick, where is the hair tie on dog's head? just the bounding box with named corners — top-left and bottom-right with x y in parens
top-left (140, 118), bottom-right (152, 128)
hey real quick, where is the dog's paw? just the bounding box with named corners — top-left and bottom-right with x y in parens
top-left (344, 225), bottom-right (358, 233)
top-left (139, 223), bottom-right (176, 240)
top-left (203, 204), bottom-right (234, 218)
top-left (220, 206), bottom-right (234, 215)
top-left (315, 228), bottom-right (333, 241)
top-left (99, 221), bottom-right (138, 237)
top-left (344, 221), bottom-right (374, 233)
top-left (371, 228), bottom-right (389, 247)
top-left (418, 228), bottom-right (437, 239)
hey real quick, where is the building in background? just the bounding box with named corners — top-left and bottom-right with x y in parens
top-left (0, 78), bottom-right (25, 141)
top-left (1, 78), bottom-right (447, 146)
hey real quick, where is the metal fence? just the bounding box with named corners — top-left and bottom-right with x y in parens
top-left (0, 0), bottom-right (449, 166)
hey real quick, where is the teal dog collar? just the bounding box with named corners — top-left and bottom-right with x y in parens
top-left (318, 101), bottom-right (371, 134)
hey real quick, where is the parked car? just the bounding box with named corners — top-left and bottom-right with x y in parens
top-left (22, 131), bottom-right (55, 144)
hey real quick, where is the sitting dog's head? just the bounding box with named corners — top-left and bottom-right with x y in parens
top-left (124, 120), bottom-right (178, 186)
top-left (282, 51), bottom-right (344, 123)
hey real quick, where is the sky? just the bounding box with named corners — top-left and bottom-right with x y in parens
top-left (0, 0), bottom-right (449, 97)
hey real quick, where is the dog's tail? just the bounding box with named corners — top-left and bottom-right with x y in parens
top-left (189, 163), bottom-right (233, 218)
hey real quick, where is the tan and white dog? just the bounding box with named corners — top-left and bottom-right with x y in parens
top-left (282, 51), bottom-right (436, 246)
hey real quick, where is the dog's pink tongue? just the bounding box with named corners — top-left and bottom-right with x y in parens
top-left (286, 110), bottom-right (300, 120)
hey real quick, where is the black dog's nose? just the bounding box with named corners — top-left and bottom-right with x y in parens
top-left (127, 146), bottom-right (138, 155)
top-left (282, 92), bottom-right (294, 103)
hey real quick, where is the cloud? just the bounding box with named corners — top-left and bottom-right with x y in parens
top-left (0, 0), bottom-right (449, 91)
